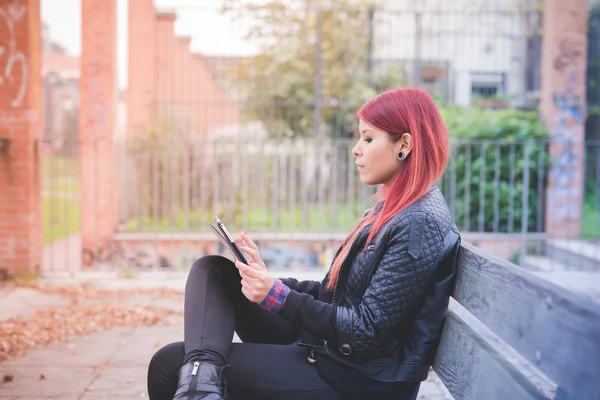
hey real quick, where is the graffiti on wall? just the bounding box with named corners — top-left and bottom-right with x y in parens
top-left (553, 38), bottom-right (584, 73)
top-left (85, 238), bottom-right (342, 272)
top-left (547, 36), bottom-right (586, 223)
top-left (0, 0), bottom-right (28, 108)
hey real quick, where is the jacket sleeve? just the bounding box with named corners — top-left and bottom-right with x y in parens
top-left (279, 278), bottom-right (321, 300)
top-left (278, 211), bottom-right (444, 358)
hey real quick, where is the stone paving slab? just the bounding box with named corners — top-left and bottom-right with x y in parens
top-left (0, 322), bottom-right (452, 399)
top-left (1, 273), bottom-right (453, 399)
top-left (0, 364), bottom-right (95, 398)
top-left (0, 287), bottom-right (71, 321)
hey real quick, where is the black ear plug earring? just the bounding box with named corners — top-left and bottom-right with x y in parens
top-left (397, 151), bottom-right (405, 161)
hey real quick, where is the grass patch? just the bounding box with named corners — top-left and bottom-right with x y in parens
top-left (582, 189), bottom-right (600, 239)
top-left (43, 154), bottom-right (80, 244)
top-left (43, 196), bottom-right (80, 244)
top-left (122, 203), bottom-right (370, 232)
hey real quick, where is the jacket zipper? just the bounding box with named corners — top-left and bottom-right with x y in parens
top-left (332, 235), bottom-right (364, 303)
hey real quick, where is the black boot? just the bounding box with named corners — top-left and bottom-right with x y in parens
top-left (173, 361), bottom-right (229, 400)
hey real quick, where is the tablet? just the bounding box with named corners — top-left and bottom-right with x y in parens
top-left (205, 217), bottom-right (248, 264)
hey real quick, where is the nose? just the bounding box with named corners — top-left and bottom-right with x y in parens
top-left (352, 140), bottom-right (361, 158)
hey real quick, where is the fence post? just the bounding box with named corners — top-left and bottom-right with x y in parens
top-left (314, 8), bottom-right (323, 136)
top-left (414, 11), bottom-right (422, 87)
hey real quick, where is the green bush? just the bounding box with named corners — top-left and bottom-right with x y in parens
top-left (439, 107), bottom-right (550, 233)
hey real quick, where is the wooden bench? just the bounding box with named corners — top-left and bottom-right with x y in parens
top-left (432, 243), bottom-right (600, 400)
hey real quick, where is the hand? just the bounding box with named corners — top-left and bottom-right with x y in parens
top-left (239, 232), bottom-right (267, 271)
top-left (234, 259), bottom-right (274, 303)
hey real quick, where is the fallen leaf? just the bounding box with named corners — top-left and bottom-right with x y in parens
top-left (0, 283), bottom-right (184, 362)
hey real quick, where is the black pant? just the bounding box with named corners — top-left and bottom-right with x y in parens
top-left (147, 256), bottom-right (420, 400)
top-left (147, 255), bottom-right (343, 399)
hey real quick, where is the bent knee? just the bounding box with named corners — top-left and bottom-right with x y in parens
top-left (190, 255), bottom-right (234, 274)
top-left (148, 341), bottom-right (184, 374)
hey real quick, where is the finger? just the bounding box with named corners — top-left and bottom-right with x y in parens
top-left (235, 260), bottom-right (261, 279)
top-left (248, 260), bottom-right (268, 273)
top-left (239, 246), bottom-right (263, 266)
top-left (241, 232), bottom-right (259, 251)
top-left (241, 286), bottom-right (252, 301)
top-left (239, 244), bottom-right (258, 258)
top-left (244, 263), bottom-right (262, 279)
top-left (239, 269), bottom-right (248, 281)
top-left (234, 260), bottom-right (251, 277)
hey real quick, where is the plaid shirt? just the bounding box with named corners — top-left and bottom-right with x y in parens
top-left (259, 278), bottom-right (290, 314)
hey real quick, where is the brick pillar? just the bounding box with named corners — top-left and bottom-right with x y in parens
top-left (541, 0), bottom-right (588, 238)
top-left (155, 11), bottom-right (176, 121)
top-left (127, 0), bottom-right (156, 138)
top-left (80, 0), bottom-right (117, 266)
top-left (190, 53), bottom-right (241, 136)
top-left (175, 36), bottom-right (192, 137)
top-left (0, 0), bottom-right (42, 277)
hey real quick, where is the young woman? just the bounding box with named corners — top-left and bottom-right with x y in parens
top-left (147, 88), bottom-right (461, 400)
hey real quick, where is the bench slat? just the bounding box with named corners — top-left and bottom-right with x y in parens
top-left (452, 243), bottom-right (600, 399)
top-left (434, 300), bottom-right (557, 400)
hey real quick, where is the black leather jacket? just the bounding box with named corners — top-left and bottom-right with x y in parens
top-left (279, 186), bottom-right (461, 384)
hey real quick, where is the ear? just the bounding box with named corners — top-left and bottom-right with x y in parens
top-left (395, 133), bottom-right (412, 158)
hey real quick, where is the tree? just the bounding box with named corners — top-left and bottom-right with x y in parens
top-left (221, 0), bottom-right (404, 138)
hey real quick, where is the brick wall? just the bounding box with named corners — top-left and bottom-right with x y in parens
top-left (541, 0), bottom-right (588, 238)
top-left (155, 11), bottom-right (177, 123)
top-left (190, 52), bottom-right (240, 136)
top-left (175, 36), bottom-right (193, 134)
top-left (128, 5), bottom-right (240, 141)
top-left (126, 0), bottom-right (156, 138)
top-left (0, 0), bottom-right (43, 277)
top-left (79, 0), bottom-right (117, 266)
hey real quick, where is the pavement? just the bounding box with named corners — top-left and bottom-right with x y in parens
top-left (0, 272), bottom-right (454, 400)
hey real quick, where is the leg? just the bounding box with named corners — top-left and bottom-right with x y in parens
top-left (150, 255), bottom-right (300, 399)
top-left (148, 342), bottom-right (185, 400)
top-left (183, 255), bottom-right (300, 366)
top-left (225, 343), bottom-right (343, 400)
top-left (148, 341), bottom-right (342, 400)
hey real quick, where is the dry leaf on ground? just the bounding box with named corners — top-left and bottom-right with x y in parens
top-left (0, 283), bottom-right (184, 362)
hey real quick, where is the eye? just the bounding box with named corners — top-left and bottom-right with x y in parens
top-left (364, 136), bottom-right (372, 143)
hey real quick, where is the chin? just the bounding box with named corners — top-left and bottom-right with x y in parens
top-left (359, 176), bottom-right (381, 186)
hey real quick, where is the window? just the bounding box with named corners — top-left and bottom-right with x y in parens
top-left (472, 84), bottom-right (498, 98)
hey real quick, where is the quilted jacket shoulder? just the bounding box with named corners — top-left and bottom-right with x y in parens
top-left (321, 186), bottom-right (459, 382)
top-left (279, 186), bottom-right (460, 384)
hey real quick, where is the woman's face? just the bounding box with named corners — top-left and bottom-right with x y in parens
top-left (352, 119), bottom-right (411, 186)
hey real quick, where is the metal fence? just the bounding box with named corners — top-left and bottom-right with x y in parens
top-left (39, 0), bottom-right (600, 276)
top-left (110, 137), bottom-right (600, 238)
top-left (42, 136), bottom-right (599, 238)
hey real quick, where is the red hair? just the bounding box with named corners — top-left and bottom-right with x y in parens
top-left (325, 88), bottom-right (449, 291)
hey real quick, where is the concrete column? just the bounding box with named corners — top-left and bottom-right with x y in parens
top-left (80, 0), bottom-right (117, 266)
top-left (541, 0), bottom-right (588, 238)
top-left (127, 0), bottom-right (156, 138)
top-left (0, 0), bottom-right (42, 277)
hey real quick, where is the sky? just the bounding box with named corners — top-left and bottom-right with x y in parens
top-left (41, 0), bottom-right (258, 89)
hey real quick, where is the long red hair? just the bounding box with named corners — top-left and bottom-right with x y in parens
top-left (325, 88), bottom-right (449, 291)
